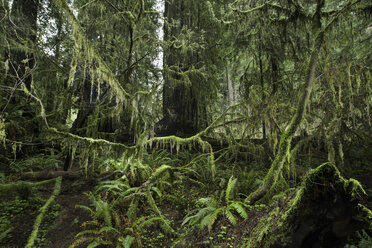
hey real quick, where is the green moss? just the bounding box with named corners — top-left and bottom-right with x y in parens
top-left (243, 206), bottom-right (289, 248)
top-left (344, 178), bottom-right (367, 200)
top-left (26, 177), bottom-right (62, 248)
top-left (243, 162), bottom-right (372, 248)
top-left (359, 204), bottom-right (372, 230)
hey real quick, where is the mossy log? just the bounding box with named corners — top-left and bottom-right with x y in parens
top-left (19, 170), bottom-right (84, 180)
top-left (0, 177), bottom-right (59, 199)
top-left (244, 163), bottom-right (372, 248)
top-left (26, 176), bottom-right (62, 248)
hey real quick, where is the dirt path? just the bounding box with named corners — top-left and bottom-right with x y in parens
top-left (43, 180), bottom-right (94, 248)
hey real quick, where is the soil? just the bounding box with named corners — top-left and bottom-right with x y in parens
top-left (43, 179), bottom-right (94, 248)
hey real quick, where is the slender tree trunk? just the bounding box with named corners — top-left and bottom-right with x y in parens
top-left (247, 1), bottom-right (325, 204)
top-left (258, 48), bottom-right (266, 140)
top-left (226, 65), bottom-right (234, 107)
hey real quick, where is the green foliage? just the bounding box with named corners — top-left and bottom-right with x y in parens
top-left (182, 176), bottom-right (248, 232)
top-left (1, 0), bottom-right (372, 247)
top-left (344, 230), bottom-right (372, 248)
top-left (11, 148), bottom-right (62, 172)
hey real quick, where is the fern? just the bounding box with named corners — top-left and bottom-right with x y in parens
top-left (76, 229), bottom-right (98, 237)
top-left (225, 176), bottom-right (237, 203)
top-left (224, 209), bottom-right (237, 225)
top-left (147, 164), bottom-right (172, 185)
top-left (182, 206), bottom-right (217, 226)
top-left (229, 201), bottom-right (248, 219)
top-left (96, 180), bottom-right (130, 194)
top-left (197, 197), bottom-right (218, 208)
top-left (122, 235), bottom-right (135, 248)
top-left (98, 226), bottom-right (120, 234)
top-left (135, 216), bottom-right (162, 230)
top-left (183, 177), bottom-right (248, 231)
top-left (207, 209), bottom-right (222, 231)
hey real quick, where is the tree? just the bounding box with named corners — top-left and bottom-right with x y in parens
top-left (157, 0), bottom-right (225, 137)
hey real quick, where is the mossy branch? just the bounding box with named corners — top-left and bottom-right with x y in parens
top-left (48, 127), bottom-right (136, 150)
top-left (26, 176), bottom-right (62, 248)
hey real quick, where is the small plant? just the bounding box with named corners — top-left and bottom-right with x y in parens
top-left (71, 164), bottom-right (175, 247)
top-left (182, 176), bottom-right (248, 232)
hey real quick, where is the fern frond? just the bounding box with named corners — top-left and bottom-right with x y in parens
top-left (199, 213), bottom-right (213, 230)
top-left (98, 226), bottom-right (120, 234)
top-left (76, 229), bottom-right (98, 237)
top-left (68, 236), bottom-right (96, 248)
top-left (123, 235), bottom-right (135, 248)
top-left (127, 199), bottom-right (138, 221)
top-left (95, 200), bottom-right (112, 227)
top-left (207, 208), bottom-right (222, 232)
top-left (87, 240), bottom-right (112, 248)
top-left (197, 197), bottom-right (218, 208)
top-left (182, 206), bottom-right (216, 226)
top-left (136, 216), bottom-right (162, 230)
top-left (151, 186), bottom-right (162, 198)
top-left (112, 187), bottom-right (140, 207)
top-left (86, 241), bottom-right (102, 248)
top-left (96, 180), bottom-right (129, 193)
top-left (147, 165), bottom-right (171, 184)
top-left (225, 176), bottom-right (237, 203)
top-left (81, 220), bottom-right (101, 227)
top-left (229, 201), bottom-right (248, 219)
top-left (224, 209), bottom-right (237, 225)
top-left (76, 204), bottom-right (95, 215)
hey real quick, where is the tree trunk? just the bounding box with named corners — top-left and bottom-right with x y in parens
top-left (247, 1), bottom-right (325, 204)
top-left (8, 0), bottom-right (39, 90)
top-left (157, 0), bottom-right (203, 137)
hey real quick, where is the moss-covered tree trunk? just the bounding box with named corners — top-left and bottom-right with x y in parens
top-left (157, 0), bottom-right (205, 137)
top-left (247, 0), bottom-right (325, 204)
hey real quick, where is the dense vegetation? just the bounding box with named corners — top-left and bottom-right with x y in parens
top-left (0, 0), bottom-right (371, 247)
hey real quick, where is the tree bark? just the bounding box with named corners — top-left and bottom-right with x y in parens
top-left (157, 0), bottom-right (204, 137)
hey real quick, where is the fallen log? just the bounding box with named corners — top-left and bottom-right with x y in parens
top-left (26, 176), bottom-right (62, 248)
top-left (19, 170), bottom-right (84, 180)
top-left (0, 177), bottom-right (58, 199)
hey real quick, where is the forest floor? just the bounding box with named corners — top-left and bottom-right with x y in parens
top-left (0, 151), bottom-right (371, 248)
top-left (44, 179), bottom-right (93, 248)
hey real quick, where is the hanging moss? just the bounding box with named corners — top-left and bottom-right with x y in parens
top-left (52, 0), bottom-right (138, 105)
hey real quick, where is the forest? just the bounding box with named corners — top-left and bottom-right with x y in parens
top-left (0, 0), bottom-right (371, 247)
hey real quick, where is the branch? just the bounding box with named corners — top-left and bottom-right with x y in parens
top-left (47, 127), bottom-right (136, 150)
